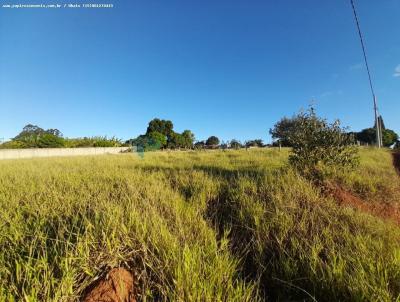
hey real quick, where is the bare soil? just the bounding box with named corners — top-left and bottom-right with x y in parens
top-left (326, 182), bottom-right (400, 225)
top-left (82, 268), bottom-right (136, 302)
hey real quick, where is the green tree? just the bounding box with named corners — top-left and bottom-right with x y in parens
top-left (382, 129), bottom-right (398, 147)
top-left (167, 132), bottom-right (186, 149)
top-left (229, 139), bottom-right (242, 149)
top-left (288, 108), bottom-right (359, 179)
top-left (356, 128), bottom-right (398, 147)
top-left (270, 117), bottom-right (299, 147)
top-left (149, 131), bottom-right (167, 148)
top-left (206, 136), bottom-right (219, 147)
top-left (12, 124), bottom-right (64, 148)
top-left (13, 124), bottom-right (44, 147)
top-left (46, 128), bottom-right (63, 137)
top-left (14, 124), bottom-right (44, 139)
top-left (194, 141), bottom-right (205, 149)
top-left (245, 139), bottom-right (263, 148)
top-left (356, 128), bottom-right (376, 145)
top-left (181, 130), bottom-right (195, 149)
top-left (146, 119), bottom-right (174, 137)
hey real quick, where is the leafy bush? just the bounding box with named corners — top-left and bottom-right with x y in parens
top-left (37, 134), bottom-right (65, 148)
top-left (92, 137), bottom-right (122, 147)
top-left (65, 137), bottom-right (122, 148)
top-left (0, 140), bottom-right (28, 149)
top-left (287, 108), bottom-right (359, 179)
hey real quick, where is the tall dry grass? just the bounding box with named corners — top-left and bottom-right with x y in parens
top-left (0, 148), bottom-right (399, 301)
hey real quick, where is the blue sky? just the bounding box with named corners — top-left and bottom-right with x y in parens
top-left (0, 0), bottom-right (399, 143)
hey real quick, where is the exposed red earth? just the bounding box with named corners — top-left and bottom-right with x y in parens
top-left (327, 182), bottom-right (400, 226)
top-left (82, 268), bottom-right (137, 302)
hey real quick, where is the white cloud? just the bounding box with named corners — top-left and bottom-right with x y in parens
top-left (394, 64), bottom-right (400, 77)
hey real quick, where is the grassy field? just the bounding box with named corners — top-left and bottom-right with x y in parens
top-left (0, 148), bottom-right (399, 301)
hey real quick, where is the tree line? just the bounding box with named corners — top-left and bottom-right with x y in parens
top-left (125, 118), bottom-right (265, 151)
top-left (0, 119), bottom-right (268, 150)
top-left (1, 113), bottom-right (399, 150)
top-left (0, 124), bottom-right (122, 149)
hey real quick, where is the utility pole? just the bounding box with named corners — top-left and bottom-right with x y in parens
top-left (350, 0), bottom-right (383, 148)
top-left (374, 97), bottom-right (382, 148)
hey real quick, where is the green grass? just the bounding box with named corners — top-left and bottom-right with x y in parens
top-left (0, 148), bottom-right (399, 301)
top-left (334, 148), bottom-right (400, 204)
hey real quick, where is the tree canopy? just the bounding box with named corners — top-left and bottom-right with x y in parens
top-left (1, 124), bottom-right (123, 149)
top-left (355, 128), bottom-right (398, 147)
top-left (245, 139), bottom-right (263, 148)
top-left (146, 119), bottom-right (174, 137)
top-left (128, 119), bottom-right (196, 151)
top-left (206, 136), bottom-right (220, 146)
top-left (11, 124), bottom-right (64, 148)
top-left (181, 130), bottom-right (195, 149)
top-left (269, 117), bottom-right (300, 147)
top-left (229, 139), bottom-right (242, 149)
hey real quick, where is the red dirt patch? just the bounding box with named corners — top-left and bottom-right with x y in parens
top-left (326, 182), bottom-right (400, 225)
top-left (82, 268), bottom-right (137, 302)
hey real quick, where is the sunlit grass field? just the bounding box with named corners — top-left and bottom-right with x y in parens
top-left (0, 148), bottom-right (399, 301)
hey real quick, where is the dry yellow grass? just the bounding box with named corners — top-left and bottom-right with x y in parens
top-left (0, 148), bottom-right (399, 301)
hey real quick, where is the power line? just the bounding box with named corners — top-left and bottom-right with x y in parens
top-left (350, 0), bottom-right (375, 98)
top-left (350, 0), bottom-right (382, 147)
